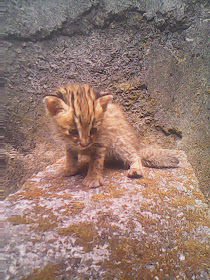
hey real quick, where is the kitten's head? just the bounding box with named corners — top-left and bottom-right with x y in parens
top-left (43, 84), bottom-right (112, 150)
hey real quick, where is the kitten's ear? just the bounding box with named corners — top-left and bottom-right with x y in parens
top-left (43, 96), bottom-right (69, 117)
top-left (96, 95), bottom-right (113, 111)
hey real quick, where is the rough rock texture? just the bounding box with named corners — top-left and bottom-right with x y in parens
top-left (4, 0), bottom-right (209, 196)
top-left (4, 151), bottom-right (209, 279)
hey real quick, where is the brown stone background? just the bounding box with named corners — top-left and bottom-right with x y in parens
top-left (4, 0), bottom-right (209, 197)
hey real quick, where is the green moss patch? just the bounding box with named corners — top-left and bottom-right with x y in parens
top-left (21, 264), bottom-right (62, 280)
top-left (61, 200), bottom-right (85, 215)
top-left (7, 213), bottom-right (58, 232)
top-left (30, 218), bottom-right (57, 232)
top-left (114, 82), bottom-right (136, 92)
top-left (141, 184), bottom-right (167, 200)
top-left (7, 215), bottom-right (34, 225)
top-left (59, 222), bottom-right (97, 252)
top-left (103, 230), bottom-right (209, 279)
top-left (184, 239), bottom-right (209, 260)
top-left (172, 196), bottom-right (196, 207)
top-left (8, 182), bottom-right (48, 202)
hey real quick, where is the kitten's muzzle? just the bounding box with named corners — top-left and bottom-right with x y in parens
top-left (80, 137), bottom-right (91, 148)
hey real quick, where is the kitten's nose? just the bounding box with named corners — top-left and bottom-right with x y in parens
top-left (80, 138), bottom-right (90, 148)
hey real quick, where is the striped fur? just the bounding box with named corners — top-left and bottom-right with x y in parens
top-left (44, 83), bottom-right (179, 188)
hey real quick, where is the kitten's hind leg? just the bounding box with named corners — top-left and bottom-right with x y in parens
top-left (110, 144), bottom-right (144, 178)
top-left (127, 158), bottom-right (144, 178)
top-left (108, 128), bottom-right (144, 178)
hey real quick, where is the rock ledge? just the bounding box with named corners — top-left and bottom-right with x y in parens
top-left (4, 151), bottom-right (209, 279)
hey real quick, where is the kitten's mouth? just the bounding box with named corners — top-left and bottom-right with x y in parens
top-left (79, 143), bottom-right (92, 150)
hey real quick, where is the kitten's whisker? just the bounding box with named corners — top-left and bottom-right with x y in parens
top-left (93, 143), bottom-right (104, 148)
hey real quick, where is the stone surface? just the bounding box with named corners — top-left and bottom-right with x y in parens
top-left (4, 151), bottom-right (209, 279)
top-left (4, 0), bottom-right (190, 39)
top-left (4, 0), bottom-right (209, 196)
top-left (5, 0), bottom-right (96, 39)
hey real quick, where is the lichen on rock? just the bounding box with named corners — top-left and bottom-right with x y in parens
top-left (4, 151), bottom-right (209, 279)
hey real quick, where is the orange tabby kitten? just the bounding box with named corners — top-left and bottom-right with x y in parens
top-left (44, 83), bottom-right (179, 188)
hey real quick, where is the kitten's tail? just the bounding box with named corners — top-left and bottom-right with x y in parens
top-left (139, 148), bottom-right (179, 168)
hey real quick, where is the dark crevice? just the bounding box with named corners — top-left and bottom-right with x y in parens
top-left (4, 3), bottom-right (98, 42)
top-left (4, 3), bottom-right (194, 43)
top-left (156, 126), bottom-right (182, 139)
top-left (168, 128), bottom-right (183, 139)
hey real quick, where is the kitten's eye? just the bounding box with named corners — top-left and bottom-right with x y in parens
top-left (69, 129), bottom-right (78, 137)
top-left (90, 128), bottom-right (97, 135)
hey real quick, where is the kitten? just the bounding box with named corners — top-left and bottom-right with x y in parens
top-left (44, 83), bottom-right (179, 188)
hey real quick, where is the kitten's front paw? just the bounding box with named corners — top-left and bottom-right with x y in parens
top-left (57, 166), bottom-right (78, 177)
top-left (83, 175), bottom-right (104, 188)
top-left (127, 167), bottom-right (143, 178)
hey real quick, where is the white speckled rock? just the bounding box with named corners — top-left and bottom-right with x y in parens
top-left (4, 151), bottom-right (209, 279)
